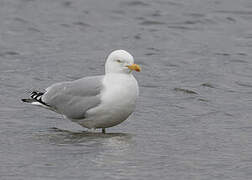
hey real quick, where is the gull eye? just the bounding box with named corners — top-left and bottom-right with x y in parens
top-left (116, 59), bottom-right (122, 63)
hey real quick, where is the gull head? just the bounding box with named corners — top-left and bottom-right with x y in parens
top-left (105, 50), bottom-right (141, 74)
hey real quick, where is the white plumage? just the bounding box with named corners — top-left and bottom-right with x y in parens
top-left (83, 73), bottom-right (139, 129)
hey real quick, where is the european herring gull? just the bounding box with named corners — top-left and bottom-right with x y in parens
top-left (22, 50), bottom-right (141, 133)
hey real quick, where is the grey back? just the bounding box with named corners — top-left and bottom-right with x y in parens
top-left (42, 75), bottom-right (104, 119)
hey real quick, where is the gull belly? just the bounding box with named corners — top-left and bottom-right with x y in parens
top-left (80, 73), bottom-right (139, 129)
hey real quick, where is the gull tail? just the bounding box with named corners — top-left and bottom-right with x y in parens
top-left (22, 91), bottom-right (50, 108)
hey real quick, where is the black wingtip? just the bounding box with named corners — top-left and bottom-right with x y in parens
top-left (21, 99), bottom-right (27, 102)
top-left (21, 99), bottom-right (34, 103)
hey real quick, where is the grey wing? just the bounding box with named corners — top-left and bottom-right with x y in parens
top-left (42, 75), bottom-right (104, 119)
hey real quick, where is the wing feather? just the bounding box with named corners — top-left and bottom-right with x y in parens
top-left (42, 76), bottom-right (104, 119)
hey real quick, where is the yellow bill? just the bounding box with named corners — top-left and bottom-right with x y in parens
top-left (127, 64), bottom-right (141, 72)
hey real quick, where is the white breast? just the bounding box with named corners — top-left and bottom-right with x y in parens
top-left (81, 73), bottom-right (139, 129)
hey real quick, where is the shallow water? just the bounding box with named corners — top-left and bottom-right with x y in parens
top-left (1, 0), bottom-right (252, 179)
